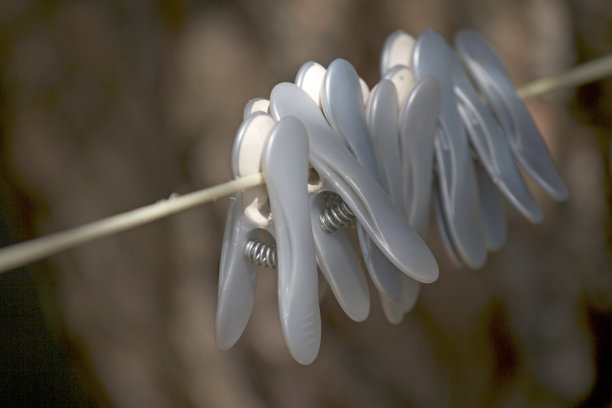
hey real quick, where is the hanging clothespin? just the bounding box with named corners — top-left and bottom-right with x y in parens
top-left (217, 111), bottom-right (321, 365)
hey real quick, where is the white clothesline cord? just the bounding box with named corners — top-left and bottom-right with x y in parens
top-left (0, 55), bottom-right (611, 274)
top-left (0, 173), bottom-right (264, 273)
top-left (517, 54), bottom-right (612, 99)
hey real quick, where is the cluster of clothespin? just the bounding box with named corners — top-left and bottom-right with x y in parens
top-left (216, 29), bottom-right (567, 364)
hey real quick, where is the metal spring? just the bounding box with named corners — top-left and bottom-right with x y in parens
top-left (244, 198), bottom-right (355, 268)
top-left (244, 240), bottom-right (277, 268)
top-left (320, 199), bottom-right (355, 233)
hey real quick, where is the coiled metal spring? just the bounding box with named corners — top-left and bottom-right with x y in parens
top-left (319, 199), bottom-right (355, 233)
top-left (244, 196), bottom-right (355, 267)
top-left (244, 240), bottom-right (277, 268)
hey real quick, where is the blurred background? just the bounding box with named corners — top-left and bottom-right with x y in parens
top-left (0, 0), bottom-right (611, 407)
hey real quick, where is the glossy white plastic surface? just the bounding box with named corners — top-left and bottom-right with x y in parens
top-left (216, 193), bottom-right (261, 350)
top-left (399, 77), bottom-right (441, 237)
top-left (216, 114), bottom-right (276, 350)
top-left (432, 186), bottom-right (464, 268)
top-left (296, 61), bottom-right (371, 320)
top-left (270, 82), bottom-right (439, 284)
top-left (384, 65), bottom-right (416, 108)
top-left (380, 279), bottom-right (420, 324)
top-left (309, 190), bottom-right (370, 321)
top-left (263, 117), bottom-right (321, 365)
top-left (452, 61), bottom-right (543, 223)
top-left (412, 30), bottom-right (487, 269)
top-left (322, 59), bottom-right (408, 300)
top-left (366, 79), bottom-right (403, 204)
top-left (323, 59), bottom-right (382, 181)
top-left (380, 30), bottom-right (415, 76)
top-left (475, 166), bottom-right (508, 251)
top-left (295, 61), bottom-right (327, 108)
top-left (367, 78), bottom-right (421, 322)
top-left (455, 29), bottom-right (568, 200)
top-left (243, 97), bottom-right (270, 119)
top-left (231, 113), bottom-right (275, 226)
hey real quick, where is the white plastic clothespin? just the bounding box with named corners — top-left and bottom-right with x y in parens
top-left (295, 62), bottom-right (372, 323)
top-left (217, 112), bottom-right (321, 365)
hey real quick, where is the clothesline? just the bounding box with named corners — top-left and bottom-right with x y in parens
top-left (0, 54), bottom-right (611, 275)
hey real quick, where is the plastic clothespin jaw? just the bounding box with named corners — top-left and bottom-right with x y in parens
top-left (295, 61), bottom-right (371, 323)
top-left (412, 29), bottom-right (488, 269)
top-left (243, 97), bottom-right (270, 119)
top-left (217, 111), bottom-right (322, 365)
top-left (308, 186), bottom-right (371, 322)
top-left (216, 113), bottom-right (274, 351)
top-left (397, 76), bottom-right (442, 238)
top-left (380, 30), bottom-right (416, 76)
top-left (432, 185), bottom-right (465, 268)
top-left (365, 78), bottom-right (416, 323)
top-left (296, 60), bottom-right (370, 111)
top-left (377, 31), bottom-right (443, 238)
top-left (262, 117), bottom-right (321, 365)
top-left (367, 68), bottom-right (442, 322)
top-left (455, 29), bottom-right (568, 201)
top-left (366, 79), bottom-right (403, 204)
top-left (451, 53), bottom-right (543, 224)
top-left (475, 165), bottom-right (508, 251)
